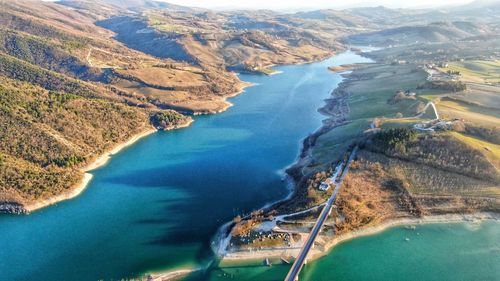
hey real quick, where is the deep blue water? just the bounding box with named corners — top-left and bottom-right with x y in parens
top-left (0, 51), bottom-right (372, 281)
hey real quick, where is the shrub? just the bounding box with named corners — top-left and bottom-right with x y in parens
top-left (150, 111), bottom-right (186, 129)
top-left (417, 81), bottom-right (466, 92)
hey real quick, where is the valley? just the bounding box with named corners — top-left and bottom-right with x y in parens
top-left (221, 12), bottom-right (500, 278)
top-left (0, 1), bottom-right (499, 281)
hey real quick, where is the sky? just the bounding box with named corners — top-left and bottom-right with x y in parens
top-left (163, 0), bottom-right (475, 11)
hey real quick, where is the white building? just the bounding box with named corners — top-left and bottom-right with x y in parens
top-left (318, 178), bottom-right (334, 191)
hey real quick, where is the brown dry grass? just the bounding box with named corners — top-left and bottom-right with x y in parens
top-left (120, 67), bottom-right (207, 88)
top-left (335, 158), bottom-right (409, 234)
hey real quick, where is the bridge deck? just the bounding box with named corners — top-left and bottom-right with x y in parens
top-left (284, 147), bottom-right (358, 281)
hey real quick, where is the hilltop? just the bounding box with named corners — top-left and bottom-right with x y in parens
top-left (346, 21), bottom-right (494, 46)
top-left (0, 0), bottom-right (498, 222)
top-left (0, 0), bottom-right (375, 213)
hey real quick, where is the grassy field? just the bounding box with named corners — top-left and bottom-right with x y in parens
top-left (118, 67), bottom-right (207, 88)
top-left (440, 60), bottom-right (500, 84)
top-left (345, 64), bottom-right (427, 120)
top-left (312, 119), bottom-right (370, 165)
top-left (306, 59), bottom-right (500, 206)
top-left (450, 131), bottom-right (500, 170)
top-left (310, 63), bottom-right (427, 169)
top-left (433, 94), bottom-right (500, 129)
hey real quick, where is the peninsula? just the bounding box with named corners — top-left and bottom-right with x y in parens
top-left (220, 20), bottom-right (500, 266)
top-left (0, 1), bottom-right (499, 281)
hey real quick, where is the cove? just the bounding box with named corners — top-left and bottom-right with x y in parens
top-left (0, 51), bottom-right (371, 281)
top-left (198, 221), bottom-right (500, 281)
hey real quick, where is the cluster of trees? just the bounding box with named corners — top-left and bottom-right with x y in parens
top-left (417, 80), bottom-right (466, 92)
top-left (366, 128), bottom-right (499, 182)
top-left (371, 128), bottom-right (418, 154)
top-left (0, 11), bottom-right (89, 45)
top-left (150, 111), bottom-right (187, 129)
top-left (387, 91), bottom-right (416, 104)
top-left (231, 210), bottom-right (266, 237)
top-left (0, 154), bottom-right (81, 200)
top-left (465, 125), bottom-right (500, 144)
top-left (0, 29), bottom-right (100, 80)
top-left (0, 53), bottom-right (99, 99)
top-left (52, 155), bottom-right (86, 168)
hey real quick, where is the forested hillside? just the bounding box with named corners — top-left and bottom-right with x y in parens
top-left (0, 0), bottom-right (192, 212)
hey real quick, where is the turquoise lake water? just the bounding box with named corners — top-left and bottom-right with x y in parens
top-left (198, 221), bottom-right (500, 281)
top-left (0, 51), bottom-right (371, 281)
top-left (1, 50), bottom-right (498, 281)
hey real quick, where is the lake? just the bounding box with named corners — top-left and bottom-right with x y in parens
top-left (2, 50), bottom-right (496, 281)
top-left (196, 221), bottom-right (499, 281)
top-left (0, 51), bottom-right (371, 281)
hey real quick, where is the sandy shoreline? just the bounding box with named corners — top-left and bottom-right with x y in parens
top-left (148, 267), bottom-right (201, 281)
top-left (23, 127), bottom-right (158, 213)
top-left (222, 212), bottom-right (500, 263)
top-left (19, 80), bottom-right (254, 214)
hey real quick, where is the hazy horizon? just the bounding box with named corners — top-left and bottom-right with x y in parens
top-left (162, 0), bottom-right (477, 11)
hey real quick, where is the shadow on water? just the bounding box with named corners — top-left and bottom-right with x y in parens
top-left (0, 51), bottom-right (377, 281)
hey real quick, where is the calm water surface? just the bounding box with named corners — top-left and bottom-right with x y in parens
top-left (0, 51), bottom-right (372, 281)
top-left (199, 221), bottom-right (499, 281)
top-left (2, 51), bottom-right (497, 281)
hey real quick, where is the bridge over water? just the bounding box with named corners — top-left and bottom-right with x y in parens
top-left (284, 147), bottom-right (358, 281)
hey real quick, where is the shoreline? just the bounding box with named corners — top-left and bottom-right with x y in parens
top-left (213, 49), bottom-right (365, 260)
top-left (148, 267), bottom-right (201, 281)
top-left (12, 80), bottom-right (253, 214)
top-left (23, 127), bottom-right (159, 213)
top-left (221, 212), bottom-right (500, 263)
top-left (191, 81), bottom-right (255, 116)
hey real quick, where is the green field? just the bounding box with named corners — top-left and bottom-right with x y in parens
top-left (441, 60), bottom-right (500, 84)
top-left (310, 63), bottom-right (428, 169)
top-left (450, 131), bottom-right (500, 169)
top-left (420, 60), bottom-right (500, 129)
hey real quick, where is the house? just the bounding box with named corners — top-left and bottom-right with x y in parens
top-left (318, 178), bottom-right (334, 191)
top-left (404, 90), bottom-right (416, 97)
top-left (318, 182), bottom-right (329, 191)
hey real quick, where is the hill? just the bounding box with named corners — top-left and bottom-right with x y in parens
top-left (346, 21), bottom-right (493, 46)
top-left (0, 0), bottom-right (362, 212)
top-left (0, 0), bottom-right (202, 213)
top-left (60, 0), bottom-right (202, 13)
top-left (96, 10), bottom-right (348, 75)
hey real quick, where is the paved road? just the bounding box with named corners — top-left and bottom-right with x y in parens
top-left (284, 147), bottom-right (358, 281)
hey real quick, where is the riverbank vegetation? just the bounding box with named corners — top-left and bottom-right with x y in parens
top-left (0, 75), bottom-right (152, 207)
top-left (0, 1), bottom-right (201, 211)
top-left (226, 29), bottom-right (500, 258)
top-left (2, 0), bottom-right (397, 212)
